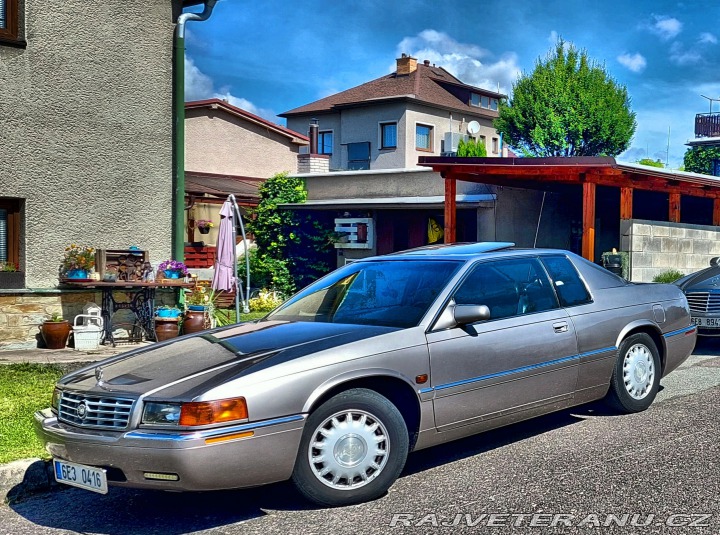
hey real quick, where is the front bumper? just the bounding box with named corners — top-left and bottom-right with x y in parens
top-left (34, 409), bottom-right (306, 491)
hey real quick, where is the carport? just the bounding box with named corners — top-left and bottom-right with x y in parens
top-left (418, 156), bottom-right (720, 262)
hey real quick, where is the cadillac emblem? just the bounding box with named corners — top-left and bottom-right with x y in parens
top-left (76, 403), bottom-right (87, 419)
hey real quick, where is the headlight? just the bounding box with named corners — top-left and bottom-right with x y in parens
top-left (142, 397), bottom-right (248, 426)
top-left (142, 402), bottom-right (182, 425)
top-left (51, 388), bottom-right (61, 411)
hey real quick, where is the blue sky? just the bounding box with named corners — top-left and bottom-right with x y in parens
top-left (184, 0), bottom-right (720, 169)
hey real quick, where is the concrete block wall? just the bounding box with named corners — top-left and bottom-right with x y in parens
top-left (621, 219), bottom-right (720, 282)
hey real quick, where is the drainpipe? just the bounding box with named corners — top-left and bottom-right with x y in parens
top-left (173, 0), bottom-right (218, 262)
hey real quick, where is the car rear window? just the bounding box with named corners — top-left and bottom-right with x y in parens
top-left (541, 255), bottom-right (592, 307)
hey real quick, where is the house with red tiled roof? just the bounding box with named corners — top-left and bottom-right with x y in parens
top-left (280, 55), bottom-right (508, 171)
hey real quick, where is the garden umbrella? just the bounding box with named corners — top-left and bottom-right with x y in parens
top-left (211, 200), bottom-right (237, 293)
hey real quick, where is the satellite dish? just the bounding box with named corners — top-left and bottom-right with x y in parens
top-left (467, 121), bottom-right (480, 137)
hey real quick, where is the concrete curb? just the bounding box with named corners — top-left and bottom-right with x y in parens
top-left (0, 458), bottom-right (61, 504)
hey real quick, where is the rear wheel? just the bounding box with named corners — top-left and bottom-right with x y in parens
top-left (292, 388), bottom-right (408, 506)
top-left (606, 333), bottom-right (660, 413)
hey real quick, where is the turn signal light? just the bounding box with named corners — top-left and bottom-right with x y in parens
top-left (179, 397), bottom-right (248, 426)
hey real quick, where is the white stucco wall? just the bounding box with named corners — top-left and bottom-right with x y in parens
top-left (185, 108), bottom-right (304, 178)
top-left (0, 0), bottom-right (176, 288)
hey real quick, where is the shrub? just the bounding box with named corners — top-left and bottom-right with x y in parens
top-left (240, 248), bottom-right (295, 297)
top-left (249, 289), bottom-right (284, 312)
top-left (653, 269), bottom-right (684, 284)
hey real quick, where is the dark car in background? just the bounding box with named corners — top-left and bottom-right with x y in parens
top-left (36, 243), bottom-right (696, 506)
top-left (675, 257), bottom-right (720, 335)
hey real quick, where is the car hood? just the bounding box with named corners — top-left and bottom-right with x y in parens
top-left (674, 265), bottom-right (720, 291)
top-left (59, 321), bottom-right (400, 398)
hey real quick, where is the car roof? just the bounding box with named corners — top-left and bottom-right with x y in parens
top-left (371, 242), bottom-right (569, 261)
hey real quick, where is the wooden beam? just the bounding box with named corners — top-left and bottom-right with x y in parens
top-left (669, 192), bottom-right (681, 223)
top-left (444, 176), bottom-right (457, 243)
top-left (620, 187), bottom-right (633, 219)
top-left (714, 199), bottom-right (720, 226)
top-left (582, 182), bottom-right (596, 262)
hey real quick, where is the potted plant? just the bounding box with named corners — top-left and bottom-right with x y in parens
top-left (157, 259), bottom-right (189, 280)
top-left (183, 286), bottom-right (215, 334)
top-left (155, 305), bottom-right (182, 318)
top-left (0, 261), bottom-right (25, 289)
top-left (40, 312), bottom-right (71, 349)
top-left (154, 306), bottom-right (181, 341)
top-left (196, 219), bottom-right (214, 235)
top-left (60, 244), bottom-right (95, 279)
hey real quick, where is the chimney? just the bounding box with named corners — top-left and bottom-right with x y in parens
top-left (308, 118), bottom-right (319, 155)
top-left (396, 53), bottom-right (418, 75)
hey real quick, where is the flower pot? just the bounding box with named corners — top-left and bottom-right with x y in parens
top-left (0, 271), bottom-right (25, 289)
top-left (187, 305), bottom-right (207, 312)
top-left (40, 320), bottom-right (71, 349)
top-left (66, 269), bottom-right (89, 279)
top-left (156, 308), bottom-right (181, 318)
top-left (198, 227), bottom-right (210, 235)
top-left (182, 309), bottom-right (208, 334)
top-left (154, 317), bottom-right (180, 341)
top-left (164, 270), bottom-right (182, 279)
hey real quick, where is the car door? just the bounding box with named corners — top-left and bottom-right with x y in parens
top-left (426, 257), bottom-right (579, 431)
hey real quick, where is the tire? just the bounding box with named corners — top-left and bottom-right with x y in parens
top-left (606, 333), bottom-right (661, 413)
top-left (291, 388), bottom-right (409, 506)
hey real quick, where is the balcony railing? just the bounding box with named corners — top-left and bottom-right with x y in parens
top-left (695, 113), bottom-right (720, 138)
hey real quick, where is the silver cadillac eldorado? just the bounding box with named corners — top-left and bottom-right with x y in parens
top-left (35, 243), bottom-right (696, 506)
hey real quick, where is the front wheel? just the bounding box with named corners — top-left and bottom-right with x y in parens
top-left (291, 388), bottom-right (409, 506)
top-left (606, 333), bottom-right (661, 413)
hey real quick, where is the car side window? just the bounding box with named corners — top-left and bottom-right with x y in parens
top-left (453, 258), bottom-right (559, 320)
top-left (541, 256), bottom-right (592, 307)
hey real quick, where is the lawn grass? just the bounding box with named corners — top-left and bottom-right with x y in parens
top-left (0, 363), bottom-right (64, 464)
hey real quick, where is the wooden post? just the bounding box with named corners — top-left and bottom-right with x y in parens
top-left (669, 193), bottom-right (681, 223)
top-left (444, 176), bottom-right (457, 243)
top-left (582, 181), bottom-right (596, 262)
top-left (620, 187), bottom-right (633, 220)
top-left (714, 199), bottom-right (720, 226)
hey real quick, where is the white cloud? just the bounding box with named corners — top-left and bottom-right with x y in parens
top-left (617, 52), bottom-right (647, 73)
top-left (669, 42), bottom-right (701, 65)
top-left (184, 57), bottom-right (277, 121)
top-left (395, 30), bottom-right (521, 94)
top-left (699, 32), bottom-right (717, 44)
top-left (645, 15), bottom-right (682, 40)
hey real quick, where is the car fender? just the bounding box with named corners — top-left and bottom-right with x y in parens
top-left (614, 319), bottom-right (664, 353)
top-left (302, 367), bottom-right (419, 414)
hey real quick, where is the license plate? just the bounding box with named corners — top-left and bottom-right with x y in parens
top-left (691, 317), bottom-right (720, 328)
top-left (53, 459), bottom-right (108, 494)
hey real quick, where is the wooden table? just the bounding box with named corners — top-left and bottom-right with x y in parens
top-left (59, 280), bottom-right (193, 346)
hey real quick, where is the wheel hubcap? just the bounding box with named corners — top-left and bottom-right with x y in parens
top-left (622, 343), bottom-right (655, 400)
top-left (308, 410), bottom-right (389, 490)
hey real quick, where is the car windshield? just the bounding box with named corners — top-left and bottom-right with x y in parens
top-left (267, 260), bottom-right (463, 328)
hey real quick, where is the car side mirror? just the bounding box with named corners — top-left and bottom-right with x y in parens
top-left (711, 257), bottom-right (720, 267)
top-left (454, 304), bottom-right (491, 326)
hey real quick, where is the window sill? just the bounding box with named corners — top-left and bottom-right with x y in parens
top-left (416, 148), bottom-right (434, 153)
top-left (0, 36), bottom-right (27, 48)
top-left (379, 147), bottom-right (397, 151)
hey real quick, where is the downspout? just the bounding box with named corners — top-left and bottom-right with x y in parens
top-left (173, 0), bottom-right (218, 261)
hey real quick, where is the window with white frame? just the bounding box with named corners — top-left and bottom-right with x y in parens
top-left (416, 124), bottom-right (433, 151)
top-left (380, 122), bottom-right (397, 149)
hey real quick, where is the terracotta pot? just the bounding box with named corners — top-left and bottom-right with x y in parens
top-left (154, 317), bottom-right (179, 341)
top-left (40, 321), bottom-right (71, 349)
top-left (182, 309), bottom-right (208, 335)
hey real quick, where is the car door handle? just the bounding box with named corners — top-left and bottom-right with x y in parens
top-left (553, 322), bottom-right (569, 333)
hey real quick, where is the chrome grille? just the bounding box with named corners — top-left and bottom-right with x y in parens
top-left (58, 392), bottom-right (134, 429)
top-left (685, 291), bottom-right (720, 314)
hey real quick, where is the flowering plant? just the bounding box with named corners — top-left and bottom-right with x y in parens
top-left (158, 259), bottom-right (189, 275)
top-left (61, 244), bottom-right (95, 272)
top-left (196, 219), bottom-right (214, 230)
top-left (185, 285), bottom-right (217, 306)
top-left (0, 261), bottom-right (18, 272)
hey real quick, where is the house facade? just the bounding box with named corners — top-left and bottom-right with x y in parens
top-left (183, 99), bottom-right (308, 262)
top-left (281, 55), bottom-right (508, 172)
top-left (0, 1), bottom-right (179, 348)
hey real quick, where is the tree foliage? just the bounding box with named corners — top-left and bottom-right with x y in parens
top-left (246, 172), bottom-right (336, 293)
top-left (495, 40), bottom-right (636, 157)
top-left (683, 146), bottom-right (720, 175)
top-left (637, 158), bottom-right (664, 168)
top-left (457, 137), bottom-right (487, 157)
